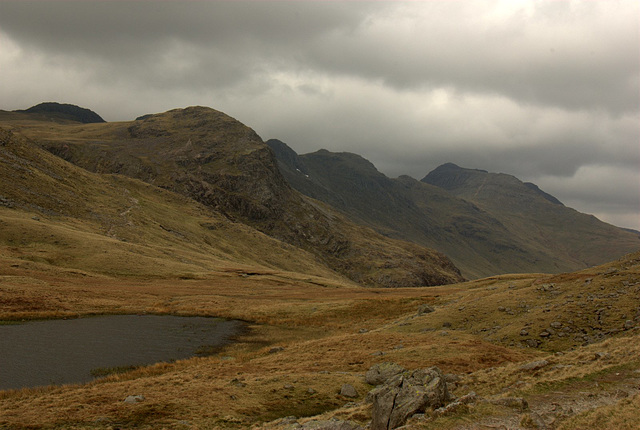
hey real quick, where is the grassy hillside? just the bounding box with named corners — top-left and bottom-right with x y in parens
top-left (1, 234), bottom-right (638, 429)
top-left (0, 108), bottom-right (463, 287)
top-left (0, 127), bottom-right (340, 280)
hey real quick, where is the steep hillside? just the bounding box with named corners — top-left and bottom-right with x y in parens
top-left (423, 163), bottom-right (640, 271)
top-left (268, 140), bottom-right (639, 278)
top-left (0, 127), bottom-right (341, 280)
top-left (0, 108), bottom-right (462, 287)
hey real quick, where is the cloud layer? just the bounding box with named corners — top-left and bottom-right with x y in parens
top-left (1, 0), bottom-right (638, 229)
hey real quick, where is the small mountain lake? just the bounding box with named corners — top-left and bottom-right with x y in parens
top-left (0, 314), bottom-right (245, 391)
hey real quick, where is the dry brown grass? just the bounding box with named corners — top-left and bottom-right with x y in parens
top-left (0, 253), bottom-right (521, 429)
top-left (2, 247), bottom-right (639, 429)
top-left (556, 394), bottom-right (640, 430)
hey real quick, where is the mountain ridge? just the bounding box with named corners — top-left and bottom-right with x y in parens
top-left (0, 106), bottom-right (463, 287)
top-left (267, 139), bottom-right (639, 278)
top-left (0, 126), bottom-right (344, 280)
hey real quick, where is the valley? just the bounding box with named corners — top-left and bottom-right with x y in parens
top-left (0, 104), bottom-right (638, 429)
top-left (1, 244), bottom-right (639, 429)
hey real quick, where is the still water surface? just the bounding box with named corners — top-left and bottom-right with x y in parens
top-left (0, 314), bottom-right (244, 390)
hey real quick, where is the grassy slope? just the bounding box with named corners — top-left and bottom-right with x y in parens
top-left (0, 127), bottom-right (340, 281)
top-left (1, 109), bottom-right (463, 287)
top-left (1, 113), bottom-right (639, 429)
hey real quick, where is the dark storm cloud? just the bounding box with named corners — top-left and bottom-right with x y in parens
top-left (0, 1), bottom-right (638, 229)
top-left (5, 1), bottom-right (635, 113)
top-left (0, 1), bottom-right (375, 89)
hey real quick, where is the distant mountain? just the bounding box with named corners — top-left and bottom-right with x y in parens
top-left (16, 102), bottom-right (105, 123)
top-left (267, 140), bottom-right (640, 278)
top-left (422, 162), bottom-right (640, 272)
top-left (0, 107), bottom-right (462, 287)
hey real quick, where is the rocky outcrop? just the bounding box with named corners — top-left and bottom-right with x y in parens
top-left (369, 367), bottom-right (450, 430)
top-left (339, 384), bottom-right (359, 398)
top-left (365, 362), bottom-right (405, 386)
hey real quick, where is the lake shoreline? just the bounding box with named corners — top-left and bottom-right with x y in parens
top-left (0, 314), bottom-right (247, 391)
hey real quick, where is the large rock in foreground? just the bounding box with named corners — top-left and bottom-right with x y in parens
top-left (370, 367), bottom-right (449, 430)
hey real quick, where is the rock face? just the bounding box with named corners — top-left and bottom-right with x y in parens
top-left (339, 383), bottom-right (358, 398)
top-left (370, 367), bottom-right (449, 430)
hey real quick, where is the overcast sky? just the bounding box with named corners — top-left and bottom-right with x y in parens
top-left (1, 1), bottom-right (638, 230)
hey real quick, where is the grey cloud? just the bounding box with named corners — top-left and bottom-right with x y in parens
top-left (301, 1), bottom-right (639, 114)
top-left (4, 1), bottom-right (636, 114)
top-left (0, 1), bottom-right (376, 90)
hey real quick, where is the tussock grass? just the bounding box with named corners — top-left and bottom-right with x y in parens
top-left (556, 394), bottom-right (640, 430)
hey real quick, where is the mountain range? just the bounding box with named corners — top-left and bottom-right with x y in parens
top-left (2, 102), bottom-right (640, 430)
top-left (0, 104), bottom-right (461, 288)
top-left (2, 102), bottom-right (638, 284)
top-left (267, 139), bottom-right (639, 279)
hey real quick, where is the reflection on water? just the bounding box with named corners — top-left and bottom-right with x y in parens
top-left (0, 315), bottom-right (244, 390)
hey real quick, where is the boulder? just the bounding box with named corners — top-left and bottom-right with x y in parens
top-left (340, 383), bottom-right (358, 398)
top-left (123, 395), bottom-right (144, 404)
top-left (365, 362), bottom-right (405, 386)
top-left (519, 360), bottom-right (549, 371)
top-left (370, 367), bottom-right (449, 430)
top-left (417, 304), bottom-right (435, 315)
